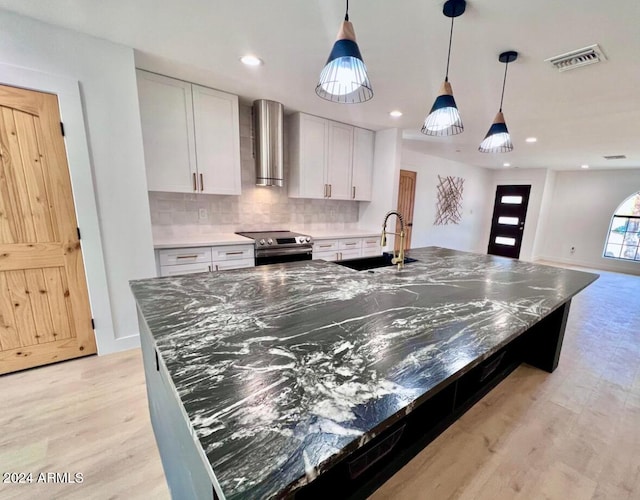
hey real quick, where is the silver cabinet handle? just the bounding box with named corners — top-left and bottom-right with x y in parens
top-left (319, 244), bottom-right (332, 248)
top-left (328, 184), bottom-right (332, 198)
top-left (352, 186), bottom-right (356, 199)
top-left (345, 242), bottom-right (357, 246)
top-left (176, 254), bottom-right (198, 259)
top-left (200, 173), bottom-right (204, 192)
top-left (225, 251), bottom-right (244, 256)
top-left (208, 265), bottom-right (212, 272)
top-left (192, 173), bottom-right (197, 191)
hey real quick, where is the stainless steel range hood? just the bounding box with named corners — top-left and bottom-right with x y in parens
top-left (253, 99), bottom-right (284, 186)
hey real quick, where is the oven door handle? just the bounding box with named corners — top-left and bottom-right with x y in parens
top-left (256, 247), bottom-right (313, 258)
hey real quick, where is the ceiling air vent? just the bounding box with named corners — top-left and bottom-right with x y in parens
top-left (603, 155), bottom-right (626, 160)
top-left (545, 44), bottom-right (606, 72)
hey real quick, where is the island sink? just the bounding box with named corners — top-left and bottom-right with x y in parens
top-left (335, 252), bottom-right (419, 271)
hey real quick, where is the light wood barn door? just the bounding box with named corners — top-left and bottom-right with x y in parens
top-left (0, 84), bottom-right (96, 374)
top-left (395, 170), bottom-right (417, 251)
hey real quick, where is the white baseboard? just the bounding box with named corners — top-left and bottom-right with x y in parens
top-left (534, 254), bottom-right (640, 276)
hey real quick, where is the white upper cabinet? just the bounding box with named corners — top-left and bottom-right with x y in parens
top-left (137, 71), bottom-right (196, 193)
top-left (192, 85), bottom-right (241, 195)
top-left (288, 112), bottom-right (374, 201)
top-left (352, 127), bottom-right (374, 201)
top-left (289, 113), bottom-right (327, 199)
top-left (137, 70), bottom-right (241, 195)
top-left (327, 122), bottom-right (354, 200)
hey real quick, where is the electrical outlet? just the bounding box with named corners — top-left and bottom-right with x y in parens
top-left (198, 208), bottom-right (208, 220)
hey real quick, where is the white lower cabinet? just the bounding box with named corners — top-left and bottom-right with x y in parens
top-left (362, 237), bottom-right (382, 257)
top-left (160, 262), bottom-right (212, 277)
top-left (312, 236), bottom-right (380, 262)
top-left (157, 244), bottom-right (254, 277)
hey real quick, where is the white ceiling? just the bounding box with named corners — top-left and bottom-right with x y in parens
top-left (1, 0), bottom-right (640, 171)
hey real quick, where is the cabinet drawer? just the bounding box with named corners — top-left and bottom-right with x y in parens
top-left (212, 258), bottom-right (254, 271)
top-left (211, 245), bottom-right (253, 262)
top-left (313, 240), bottom-right (339, 252)
top-left (362, 237), bottom-right (380, 249)
top-left (160, 263), bottom-right (211, 277)
top-left (338, 239), bottom-right (362, 251)
top-left (159, 247), bottom-right (211, 266)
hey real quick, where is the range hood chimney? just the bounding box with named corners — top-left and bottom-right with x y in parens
top-left (253, 99), bottom-right (284, 186)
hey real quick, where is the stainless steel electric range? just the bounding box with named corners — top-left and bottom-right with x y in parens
top-left (235, 230), bottom-right (313, 266)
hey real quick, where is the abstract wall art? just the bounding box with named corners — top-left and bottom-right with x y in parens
top-left (434, 175), bottom-right (464, 225)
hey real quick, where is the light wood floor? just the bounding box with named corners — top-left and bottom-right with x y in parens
top-left (1, 266), bottom-right (639, 500)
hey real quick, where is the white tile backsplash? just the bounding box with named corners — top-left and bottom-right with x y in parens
top-left (149, 104), bottom-right (360, 233)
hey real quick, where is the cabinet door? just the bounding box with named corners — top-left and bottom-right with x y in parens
top-left (160, 263), bottom-right (212, 277)
top-left (137, 70), bottom-right (197, 193)
top-left (326, 122), bottom-right (354, 200)
top-left (352, 128), bottom-right (374, 201)
top-left (192, 85), bottom-right (241, 195)
top-left (299, 114), bottom-right (329, 199)
top-left (213, 259), bottom-right (255, 271)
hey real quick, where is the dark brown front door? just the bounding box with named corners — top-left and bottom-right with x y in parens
top-left (487, 185), bottom-right (531, 259)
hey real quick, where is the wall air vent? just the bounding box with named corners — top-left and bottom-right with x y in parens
top-left (545, 44), bottom-right (606, 72)
top-left (603, 155), bottom-right (626, 160)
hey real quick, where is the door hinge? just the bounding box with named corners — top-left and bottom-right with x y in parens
top-left (77, 227), bottom-right (81, 240)
top-left (91, 318), bottom-right (95, 329)
top-left (60, 122), bottom-right (65, 136)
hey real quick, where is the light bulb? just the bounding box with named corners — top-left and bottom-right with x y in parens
top-left (424, 107), bottom-right (460, 132)
top-left (320, 57), bottom-right (367, 96)
top-left (480, 132), bottom-right (510, 150)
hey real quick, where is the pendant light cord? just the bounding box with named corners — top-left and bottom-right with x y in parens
top-left (444, 15), bottom-right (455, 82)
top-left (345, 0), bottom-right (349, 21)
top-left (499, 61), bottom-right (510, 112)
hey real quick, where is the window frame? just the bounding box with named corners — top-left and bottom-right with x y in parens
top-left (603, 205), bottom-right (640, 262)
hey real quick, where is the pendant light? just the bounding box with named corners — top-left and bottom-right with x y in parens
top-left (479, 51), bottom-right (518, 153)
top-left (421, 0), bottom-right (466, 136)
top-left (315, 0), bottom-right (373, 103)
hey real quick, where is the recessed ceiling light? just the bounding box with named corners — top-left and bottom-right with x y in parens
top-left (503, 162), bottom-right (511, 167)
top-left (525, 137), bottom-right (538, 143)
top-left (389, 110), bottom-right (403, 118)
top-left (581, 164), bottom-right (589, 169)
top-left (240, 55), bottom-right (263, 66)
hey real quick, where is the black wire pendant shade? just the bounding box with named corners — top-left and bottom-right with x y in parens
top-left (316, 0), bottom-right (373, 103)
top-left (422, 0), bottom-right (465, 136)
top-left (479, 51), bottom-right (518, 153)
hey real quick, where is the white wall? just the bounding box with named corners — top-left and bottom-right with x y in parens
top-left (401, 147), bottom-right (493, 253)
top-left (491, 168), bottom-right (552, 261)
top-left (359, 129), bottom-right (402, 248)
top-left (0, 9), bottom-right (155, 353)
top-left (538, 169), bottom-right (640, 275)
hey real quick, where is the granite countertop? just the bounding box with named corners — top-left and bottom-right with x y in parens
top-left (130, 247), bottom-right (598, 499)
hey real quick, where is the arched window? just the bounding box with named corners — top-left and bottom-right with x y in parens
top-left (604, 192), bottom-right (640, 261)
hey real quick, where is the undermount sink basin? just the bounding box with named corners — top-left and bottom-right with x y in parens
top-left (334, 252), bottom-right (419, 271)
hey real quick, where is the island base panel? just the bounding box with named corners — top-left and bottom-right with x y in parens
top-left (523, 300), bottom-right (571, 373)
top-left (138, 310), bottom-right (220, 500)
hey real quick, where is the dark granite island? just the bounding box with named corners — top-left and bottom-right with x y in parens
top-left (130, 247), bottom-right (598, 500)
